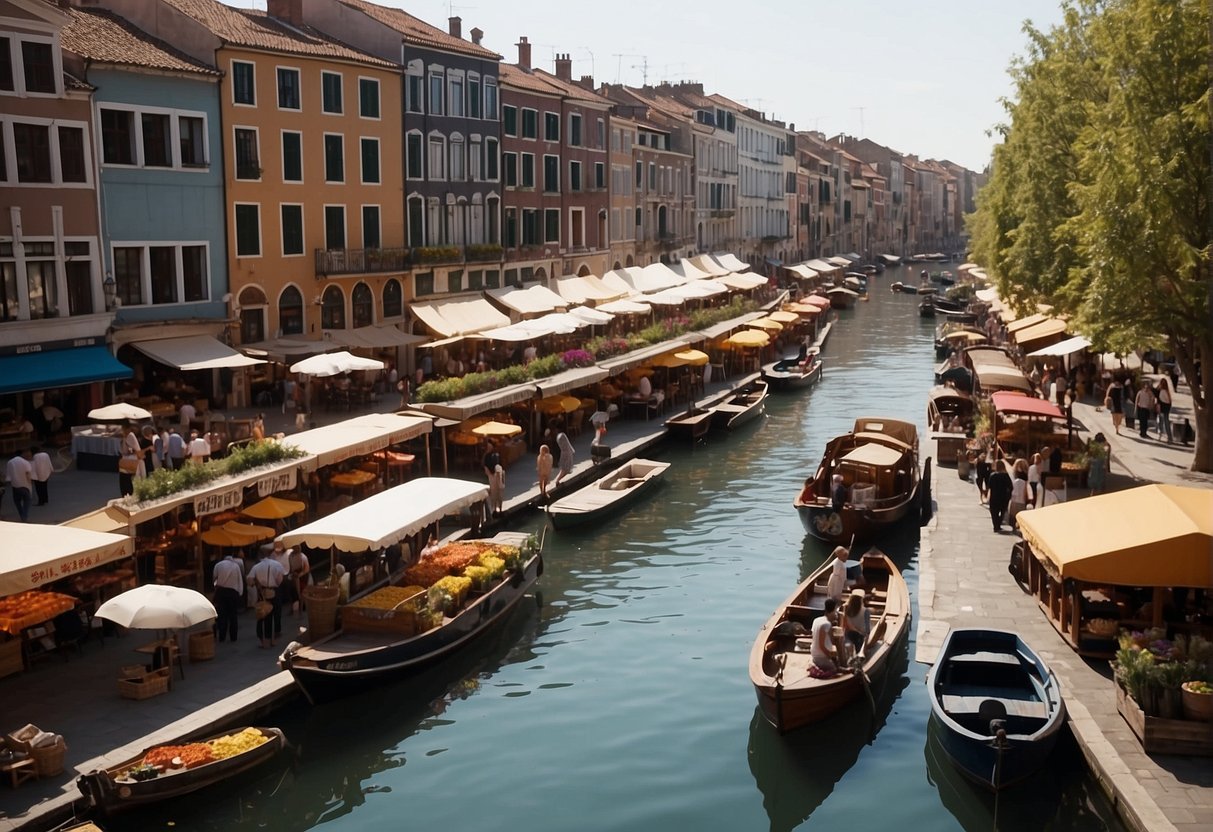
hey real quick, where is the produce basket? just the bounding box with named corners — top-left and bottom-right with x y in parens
top-left (303, 584), bottom-right (340, 640)
top-left (30, 738), bottom-right (66, 777)
top-left (188, 631), bottom-right (215, 662)
top-left (118, 666), bottom-right (170, 700)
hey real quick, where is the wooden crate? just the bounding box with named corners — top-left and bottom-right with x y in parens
top-left (118, 666), bottom-right (170, 700)
top-left (341, 605), bottom-right (417, 637)
top-left (0, 638), bottom-right (23, 679)
top-left (1117, 683), bottom-right (1213, 756)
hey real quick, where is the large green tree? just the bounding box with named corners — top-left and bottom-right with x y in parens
top-left (971, 0), bottom-right (1213, 472)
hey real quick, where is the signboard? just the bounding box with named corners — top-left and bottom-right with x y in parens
top-left (194, 487), bottom-right (242, 518)
top-left (255, 468), bottom-right (297, 497)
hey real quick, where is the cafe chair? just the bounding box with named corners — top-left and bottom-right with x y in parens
top-left (152, 638), bottom-right (186, 687)
top-left (645, 391), bottom-right (666, 420)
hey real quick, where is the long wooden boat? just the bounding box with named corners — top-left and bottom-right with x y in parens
top-left (546, 459), bottom-right (670, 529)
top-left (927, 628), bottom-right (1065, 790)
top-left (280, 532), bottom-right (542, 704)
top-left (826, 287), bottom-right (858, 309)
top-left (749, 550), bottom-right (912, 733)
top-left (665, 408), bottom-right (714, 443)
top-left (926, 385), bottom-right (975, 433)
top-left (795, 417), bottom-right (922, 544)
top-left (76, 727), bottom-right (285, 815)
top-left (712, 379), bottom-right (768, 429)
top-left (762, 353), bottom-right (823, 391)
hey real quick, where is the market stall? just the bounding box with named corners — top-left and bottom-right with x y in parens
top-left (990, 391), bottom-right (1068, 461)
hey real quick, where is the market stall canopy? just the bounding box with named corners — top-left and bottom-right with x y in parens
top-left (1014, 318), bottom-right (1068, 348)
top-left (410, 297), bottom-right (510, 337)
top-left (769, 310), bottom-right (802, 324)
top-left (567, 305), bottom-right (614, 325)
top-left (788, 264), bottom-right (820, 280)
top-left (611, 266), bottom-right (682, 294)
top-left (600, 341), bottom-right (691, 374)
top-left (1028, 335), bottom-right (1092, 358)
top-left (418, 381), bottom-right (539, 422)
top-left (1017, 485), bottom-right (1213, 588)
top-left (828, 256), bottom-right (854, 268)
top-left (200, 521), bottom-right (276, 548)
top-left (597, 298), bottom-right (653, 315)
top-left (132, 335), bottom-right (264, 371)
top-left (694, 312), bottom-right (766, 342)
top-left (324, 326), bottom-right (428, 349)
top-left (534, 366), bottom-right (608, 398)
top-left (726, 330), bottom-right (770, 348)
top-left (716, 272), bottom-right (768, 290)
top-left (471, 419), bottom-right (524, 437)
top-left (286, 413), bottom-right (432, 468)
top-left (289, 351), bottom-right (384, 377)
top-left (673, 349), bottom-right (710, 366)
top-left (746, 317), bottom-right (784, 332)
top-left (1005, 312), bottom-right (1049, 334)
top-left (241, 495), bottom-right (307, 521)
top-left (278, 478), bottom-right (489, 553)
top-left (712, 252), bottom-right (751, 272)
top-left (88, 403), bottom-right (151, 422)
top-left (96, 584), bottom-right (215, 629)
top-left (688, 254), bottom-right (729, 277)
top-left (239, 338), bottom-right (325, 361)
top-left (785, 302), bottom-right (824, 316)
top-left (61, 504), bottom-right (131, 534)
top-left (553, 275), bottom-right (625, 304)
top-left (585, 271), bottom-right (633, 298)
top-left (0, 346), bottom-right (132, 395)
top-left (0, 522), bottom-right (134, 596)
top-left (487, 284), bottom-right (568, 316)
top-left (672, 258), bottom-right (714, 282)
top-left (805, 259), bottom-right (839, 274)
top-left (991, 391), bottom-right (1065, 419)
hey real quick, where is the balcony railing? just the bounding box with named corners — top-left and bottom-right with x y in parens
top-left (466, 244), bottom-right (504, 262)
top-left (314, 247), bottom-right (411, 276)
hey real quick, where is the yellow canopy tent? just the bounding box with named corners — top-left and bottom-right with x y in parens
top-left (241, 495), bottom-right (307, 521)
top-left (1017, 484), bottom-right (1213, 587)
top-left (673, 349), bottom-right (710, 366)
top-left (726, 330), bottom-right (770, 348)
top-left (768, 310), bottom-right (802, 324)
top-left (471, 420), bottom-right (524, 437)
top-left (200, 521), bottom-right (276, 548)
top-left (746, 317), bottom-right (784, 332)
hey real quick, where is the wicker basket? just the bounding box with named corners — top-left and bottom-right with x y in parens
top-left (188, 631), bottom-right (215, 662)
top-left (303, 584), bottom-right (340, 640)
top-left (30, 738), bottom-right (66, 777)
top-left (118, 666), bottom-right (170, 700)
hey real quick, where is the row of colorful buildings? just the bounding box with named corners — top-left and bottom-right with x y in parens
top-left (1, 0), bottom-right (982, 424)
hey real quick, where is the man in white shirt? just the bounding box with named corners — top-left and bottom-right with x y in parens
top-left (30, 446), bottom-right (53, 506)
top-left (811, 598), bottom-right (840, 673)
top-left (212, 553), bottom-right (244, 643)
top-left (187, 430), bottom-right (210, 465)
top-left (5, 449), bottom-right (34, 522)
top-left (247, 550), bottom-right (287, 648)
top-left (178, 400), bottom-right (196, 428)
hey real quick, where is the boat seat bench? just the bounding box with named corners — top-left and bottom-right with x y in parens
top-left (947, 651), bottom-right (1022, 666)
top-left (940, 694), bottom-right (1048, 719)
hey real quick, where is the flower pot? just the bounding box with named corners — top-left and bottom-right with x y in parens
top-left (1181, 682), bottom-right (1213, 722)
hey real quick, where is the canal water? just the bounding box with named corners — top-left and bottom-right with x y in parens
top-left (120, 264), bottom-right (1124, 831)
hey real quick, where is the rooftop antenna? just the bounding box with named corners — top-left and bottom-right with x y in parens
top-left (611, 53), bottom-right (645, 84)
top-left (660, 62), bottom-right (687, 83)
top-left (631, 56), bottom-right (650, 86)
top-left (578, 46), bottom-right (595, 80)
top-left (851, 106), bottom-right (866, 136)
top-left (446, 1), bottom-right (476, 17)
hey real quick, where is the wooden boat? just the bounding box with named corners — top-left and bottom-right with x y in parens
top-left (762, 352), bottom-right (823, 391)
top-left (280, 531), bottom-right (542, 704)
top-left (664, 407), bottom-right (714, 443)
top-left (890, 281), bottom-right (917, 294)
top-left (918, 299), bottom-right (936, 317)
top-left (749, 550), bottom-right (912, 733)
top-left (933, 324), bottom-right (986, 358)
top-left (927, 628), bottom-right (1066, 790)
top-left (826, 287), bottom-right (859, 309)
top-left (878, 254), bottom-right (901, 266)
top-left (547, 459), bottom-right (670, 529)
top-left (926, 385), bottom-right (975, 433)
top-left (712, 379), bottom-right (768, 429)
top-left (795, 417), bottom-right (922, 544)
top-left (76, 727), bottom-right (285, 815)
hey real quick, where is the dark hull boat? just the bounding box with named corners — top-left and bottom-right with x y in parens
top-left (712, 379), bottom-right (768, 429)
top-left (762, 354), bottom-right (824, 391)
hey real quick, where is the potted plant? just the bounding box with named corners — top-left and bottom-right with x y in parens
top-left (1181, 680), bottom-right (1213, 722)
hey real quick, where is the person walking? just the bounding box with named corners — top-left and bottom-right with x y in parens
top-left (5, 449), bottom-right (34, 522)
top-left (1155, 378), bottom-right (1174, 443)
top-left (1134, 380), bottom-right (1156, 439)
top-left (212, 552), bottom-right (244, 643)
top-left (1027, 453), bottom-right (1043, 508)
top-left (187, 429), bottom-right (210, 465)
top-left (247, 549), bottom-right (287, 648)
top-left (554, 430), bottom-right (575, 487)
top-left (1105, 376), bottom-right (1124, 435)
top-left (987, 460), bottom-right (1013, 533)
top-left (536, 444), bottom-right (554, 499)
top-left (30, 445), bottom-right (53, 506)
top-left (166, 426), bottom-right (186, 470)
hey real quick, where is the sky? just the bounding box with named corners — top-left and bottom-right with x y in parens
top-left (226, 0), bottom-right (1068, 172)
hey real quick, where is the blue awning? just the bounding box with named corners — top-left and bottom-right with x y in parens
top-left (0, 346), bottom-right (132, 395)
top-left (765, 257), bottom-right (783, 267)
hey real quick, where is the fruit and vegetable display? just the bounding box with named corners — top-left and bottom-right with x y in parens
top-left (0, 591), bottom-right (77, 636)
top-left (119, 729), bottom-right (271, 780)
top-left (346, 586), bottom-right (425, 611)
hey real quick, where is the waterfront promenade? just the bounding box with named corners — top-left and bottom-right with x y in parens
top-left (918, 381), bottom-right (1213, 832)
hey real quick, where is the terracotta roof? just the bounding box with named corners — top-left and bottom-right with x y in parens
top-left (626, 87), bottom-right (693, 119)
top-left (533, 69), bottom-right (612, 107)
top-left (334, 0), bottom-right (500, 60)
top-left (159, 0), bottom-right (395, 68)
top-left (61, 7), bottom-right (220, 77)
top-left (498, 63), bottom-right (560, 97)
top-left (708, 92), bottom-right (748, 112)
top-left (63, 71), bottom-right (93, 91)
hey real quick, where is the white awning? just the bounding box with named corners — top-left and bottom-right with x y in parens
top-left (326, 325), bottom-right (428, 349)
top-left (590, 271), bottom-right (634, 297)
top-left (611, 266), bottom-right (681, 294)
top-left (828, 256), bottom-right (853, 267)
top-left (1, 522), bottom-right (133, 595)
top-left (1027, 335), bottom-right (1092, 357)
top-left (487, 284), bottom-right (568, 315)
top-left (568, 305), bottom-right (613, 325)
top-left (712, 252), bottom-right (751, 272)
top-left (277, 478), bottom-right (487, 553)
top-left (975, 288), bottom-right (1001, 303)
top-left (688, 254), bottom-right (730, 277)
top-left (672, 258), bottom-right (714, 282)
top-left (805, 259), bottom-right (838, 273)
top-left (534, 366), bottom-right (609, 397)
top-left (598, 298), bottom-right (652, 315)
top-left (481, 313), bottom-right (583, 341)
top-left (410, 297), bottom-right (510, 337)
top-left (240, 338), bottom-right (324, 361)
top-left (419, 382), bottom-right (538, 421)
top-left (788, 264), bottom-right (819, 280)
top-left (717, 273), bottom-right (768, 290)
top-left (553, 275), bottom-right (625, 304)
top-left (638, 289), bottom-right (687, 306)
top-left (285, 413), bottom-right (432, 468)
top-left (132, 335), bottom-right (264, 371)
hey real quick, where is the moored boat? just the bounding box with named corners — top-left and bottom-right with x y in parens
top-left (878, 254), bottom-right (901, 266)
top-left (794, 417), bottom-right (922, 544)
top-left (749, 550), bottom-right (912, 733)
top-left (547, 458), bottom-right (670, 529)
top-left (762, 352), bottom-right (823, 391)
top-left (927, 628), bottom-right (1066, 790)
top-left (712, 379), bottom-right (768, 429)
top-left (664, 408), bottom-right (714, 443)
top-left (826, 287), bottom-right (859, 309)
top-left (76, 727), bottom-right (286, 815)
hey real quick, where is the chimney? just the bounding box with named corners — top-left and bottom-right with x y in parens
top-left (448, 16), bottom-right (461, 38)
top-left (470, 27), bottom-right (483, 45)
top-left (578, 74), bottom-right (595, 91)
top-left (554, 53), bottom-right (572, 82)
top-left (266, 0), bottom-right (303, 27)
top-left (516, 36), bottom-right (531, 71)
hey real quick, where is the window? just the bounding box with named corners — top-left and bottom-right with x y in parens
top-left (407, 73), bottom-right (423, 113)
top-left (59, 126), bottom-right (85, 183)
top-left (502, 151), bottom-right (517, 187)
top-left (569, 160), bottom-right (581, 192)
top-left (448, 270), bottom-right (463, 293)
top-left (279, 285), bottom-right (304, 335)
top-left (359, 77), bottom-right (380, 118)
top-left (415, 272), bottom-right (434, 296)
top-left (141, 113), bottom-right (171, 167)
top-left (23, 255), bottom-right (55, 319)
top-left (521, 209), bottom-right (539, 245)
top-left (521, 153), bottom-right (535, 188)
top-left (101, 110), bottom-right (134, 165)
top-left (427, 135), bottom-right (445, 179)
top-left (596, 118), bottom-right (605, 149)
top-left (521, 108), bottom-right (537, 139)
top-left (282, 131), bottom-right (302, 181)
top-left (360, 137), bottom-right (380, 183)
top-left (468, 77), bottom-right (481, 118)
top-left (113, 247), bottom-right (143, 306)
top-left (321, 71), bottom-right (343, 114)
top-left (544, 112), bottom-right (559, 141)
top-left (649, 162), bottom-right (656, 190)
top-left (180, 245), bottom-right (207, 302)
top-left (382, 279), bottom-right (402, 318)
top-left (107, 243), bottom-right (209, 307)
top-left (635, 207), bottom-right (642, 228)
top-left (352, 282), bottom-right (373, 328)
top-left (64, 241), bottom-right (93, 315)
top-left (485, 268), bottom-right (500, 288)
top-left (13, 123), bottom-right (51, 183)
top-left (449, 137), bottom-right (465, 181)
top-left (594, 161), bottom-right (605, 190)
top-left (635, 160), bottom-right (642, 189)
top-left (232, 61), bottom-right (255, 105)
top-left (428, 72), bottom-right (443, 115)
top-left (21, 41), bottom-right (54, 94)
top-left (544, 208), bottom-right (559, 244)
top-left (485, 137), bottom-right (499, 180)
top-left (449, 75), bottom-right (464, 117)
top-left (503, 105), bottom-right (517, 137)
top-left (0, 38), bottom-right (12, 92)
top-left (543, 155), bottom-right (559, 193)
top-left (321, 285), bottom-right (345, 329)
top-left (484, 78), bottom-right (498, 118)
top-left (234, 128), bottom-right (260, 179)
top-left (324, 205), bottom-right (345, 250)
top-left (469, 139), bottom-right (482, 181)
top-left (277, 67), bottom-right (300, 109)
top-left (467, 269), bottom-right (483, 290)
top-left (569, 113), bottom-right (582, 146)
top-left (362, 205), bottom-right (380, 249)
top-left (234, 204), bottom-right (261, 257)
top-left (407, 196), bottom-right (424, 246)
top-left (503, 208), bottom-right (517, 247)
top-left (180, 116), bottom-right (205, 166)
top-left (406, 132), bottom-right (423, 179)
top-left (570, 208), bottom-right (584, 248)
top-left (150, 246), bottom-right (178, 304)
top-left (281, 204), bottom-right (304, 256)
top-left (324, 134), bottom-right (344, 182)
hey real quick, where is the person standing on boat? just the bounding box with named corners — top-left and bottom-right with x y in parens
top-left (826, 546), bottom-right (849, 603)
top-left (554, 431), bottom-right (575, 487)
top-left (842, 590), bottom-right (870, 661)
top-left (810, 598), bottom-right (840, 674)
top-left (830, 474), bottom-right (847, 513)
top-left (987, 460), bottom-right (1013, 532)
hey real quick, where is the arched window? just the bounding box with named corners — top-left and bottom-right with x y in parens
top-left (321, 284), bottom-right (345, 329)
top-left (382, 278), bottom-right (402, 319)
top-left (352, 282), bottom-right (373, 328)
top-left (238, 286), bottom-right (268, 344)
top-left (278, 285), bottom-right (303, 336)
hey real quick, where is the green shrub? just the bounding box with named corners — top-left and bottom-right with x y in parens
top-left (130, 441), bottom-right (308, 503)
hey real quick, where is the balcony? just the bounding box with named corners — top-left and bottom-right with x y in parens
top-left (411, 246), bottom-right (465, 266)
top-left (710, 208), bottom-right (735, 218)
top-left (314, 247), bottom-right (411, 276)
top-left (466, 244), bottom-right (504, 263)
top-left (658, 232), bottom-right (680, 250)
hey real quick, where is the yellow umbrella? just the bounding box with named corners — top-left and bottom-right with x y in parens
top-left (241, 495), bottom-right (307, 521)
top-left (537, 395), bottom-right (582, 415)
top-left (747, 317), bottom-right (784, 332)
top-left (727, 330), bottom-right (771, 348)
top-left (471, 420), bottom-right (523, 437)
top-left (786, 302), bottom-right (822, 316)
top-left (769, 310), bottom-right (802, 324)
top-left (200, 521), bottom-right (276, 548)
top-left (625, 366), bottom-right (654, 378)
top-left (673, 349), bottom-right (710, 366)
top-left (651, 352), bottom-right (688, 368)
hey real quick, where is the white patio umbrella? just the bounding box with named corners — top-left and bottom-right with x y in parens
top-left (88, 403), bottom-right (152, 421)
top-left (95, 584), bottom-right (216, 629)
top-left (289, 350), bottom-right (384, 377)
